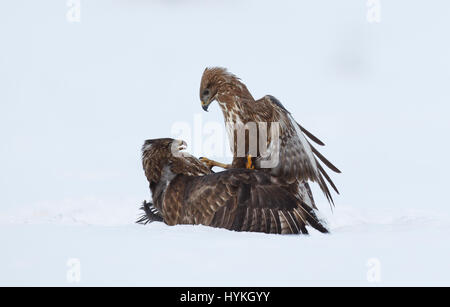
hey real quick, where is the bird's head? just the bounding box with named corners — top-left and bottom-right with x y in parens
top-left (200, 67), bottom-right (221, 111)
top-left (142, 138), bottom-right (187, 160)
top-left (141, 138), bottom-right (188, 184)
top-left (200, 67), bottom-right (247, 112)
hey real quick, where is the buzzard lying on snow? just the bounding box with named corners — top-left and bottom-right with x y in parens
top-left (199, 67), bottom-right (341, 205)
top-left (137, 138), bottom-right (328, 234)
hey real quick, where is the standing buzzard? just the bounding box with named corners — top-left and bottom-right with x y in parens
top-left (138, 138), bottom-right (328, 234)
top-left (199, 67), bottom-right (341, 205)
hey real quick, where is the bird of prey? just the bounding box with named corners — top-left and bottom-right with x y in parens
top-left (199, 67), bottom-right (341, 205)
top-left (137, 138), bottom-right (328, 234)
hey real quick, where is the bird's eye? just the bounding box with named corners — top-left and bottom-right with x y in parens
top-left (202, 89), bottom-right (210, 96)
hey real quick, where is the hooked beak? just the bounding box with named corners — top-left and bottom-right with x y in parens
top-left (201, 100), bottom-right (212, 112)
top-left (178, 140), bottom-right (187, 151)
top-left (171, 140), bottom-right (187, 157)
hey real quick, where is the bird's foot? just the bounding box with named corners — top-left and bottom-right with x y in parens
top-left (199, 157), bottom-right (231, 170)
top-left (246, 155), bottom-right (255, 169)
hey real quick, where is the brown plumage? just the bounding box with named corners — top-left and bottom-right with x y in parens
top-left (199, 67), bottom-right (341, 205)
top-left (139, 138), bottom-right (328, 234)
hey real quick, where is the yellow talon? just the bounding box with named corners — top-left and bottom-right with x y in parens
top-left (200, 157), bottom-right (231, 170)
top-left (246, 155), bottom-right (255, 170)
top-left (199, 157), bottom-right (214, 169)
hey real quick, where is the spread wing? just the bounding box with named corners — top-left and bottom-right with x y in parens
top-left (183, 170), bottom-right (328, 234)
top-left (256, 95), bottom-right (341, 205)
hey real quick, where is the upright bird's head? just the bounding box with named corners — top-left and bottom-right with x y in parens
top-left (200, 67), bottom-right (250, 112)
top-left (199, 67), bottom-right (223, 111)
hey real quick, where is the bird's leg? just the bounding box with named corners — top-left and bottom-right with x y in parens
top-left (199, 157), bottom-right (231, 170)
top-left (246, 155), bottom-right (255, 170)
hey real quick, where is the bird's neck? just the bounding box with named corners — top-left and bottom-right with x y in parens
top-left (216, 82), bottom-right (254, 124)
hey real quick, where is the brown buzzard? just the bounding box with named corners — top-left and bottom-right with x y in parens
top-left (138, 138), bottom-right (328, 234)
top-left (199, 67), bottom-right (341, 205)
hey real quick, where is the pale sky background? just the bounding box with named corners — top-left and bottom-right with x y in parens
top-left (1, 0), bottom-right (449, 218)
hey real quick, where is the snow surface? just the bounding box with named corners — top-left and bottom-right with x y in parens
top-left (1, 200), bottom-right (449, 286)
top-left (1, 1), bottom-right (450, 286)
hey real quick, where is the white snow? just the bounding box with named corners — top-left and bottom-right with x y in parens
top-left (1, 200), bottom-right (449, 286)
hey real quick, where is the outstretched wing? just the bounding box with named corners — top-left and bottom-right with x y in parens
top-left (182, 170), bottom-right (328, 234)
top-left (256, 95), bottom-right (341, 205)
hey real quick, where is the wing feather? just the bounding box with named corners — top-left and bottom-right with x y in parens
top-left (255, 96), bottom-right (340, 204)
top-left (309, 142), bottom-right (341, 173)
top-left (181, 170), bottom-right (327, 234)
top-left (298, 124), bottom-right (325, 146)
